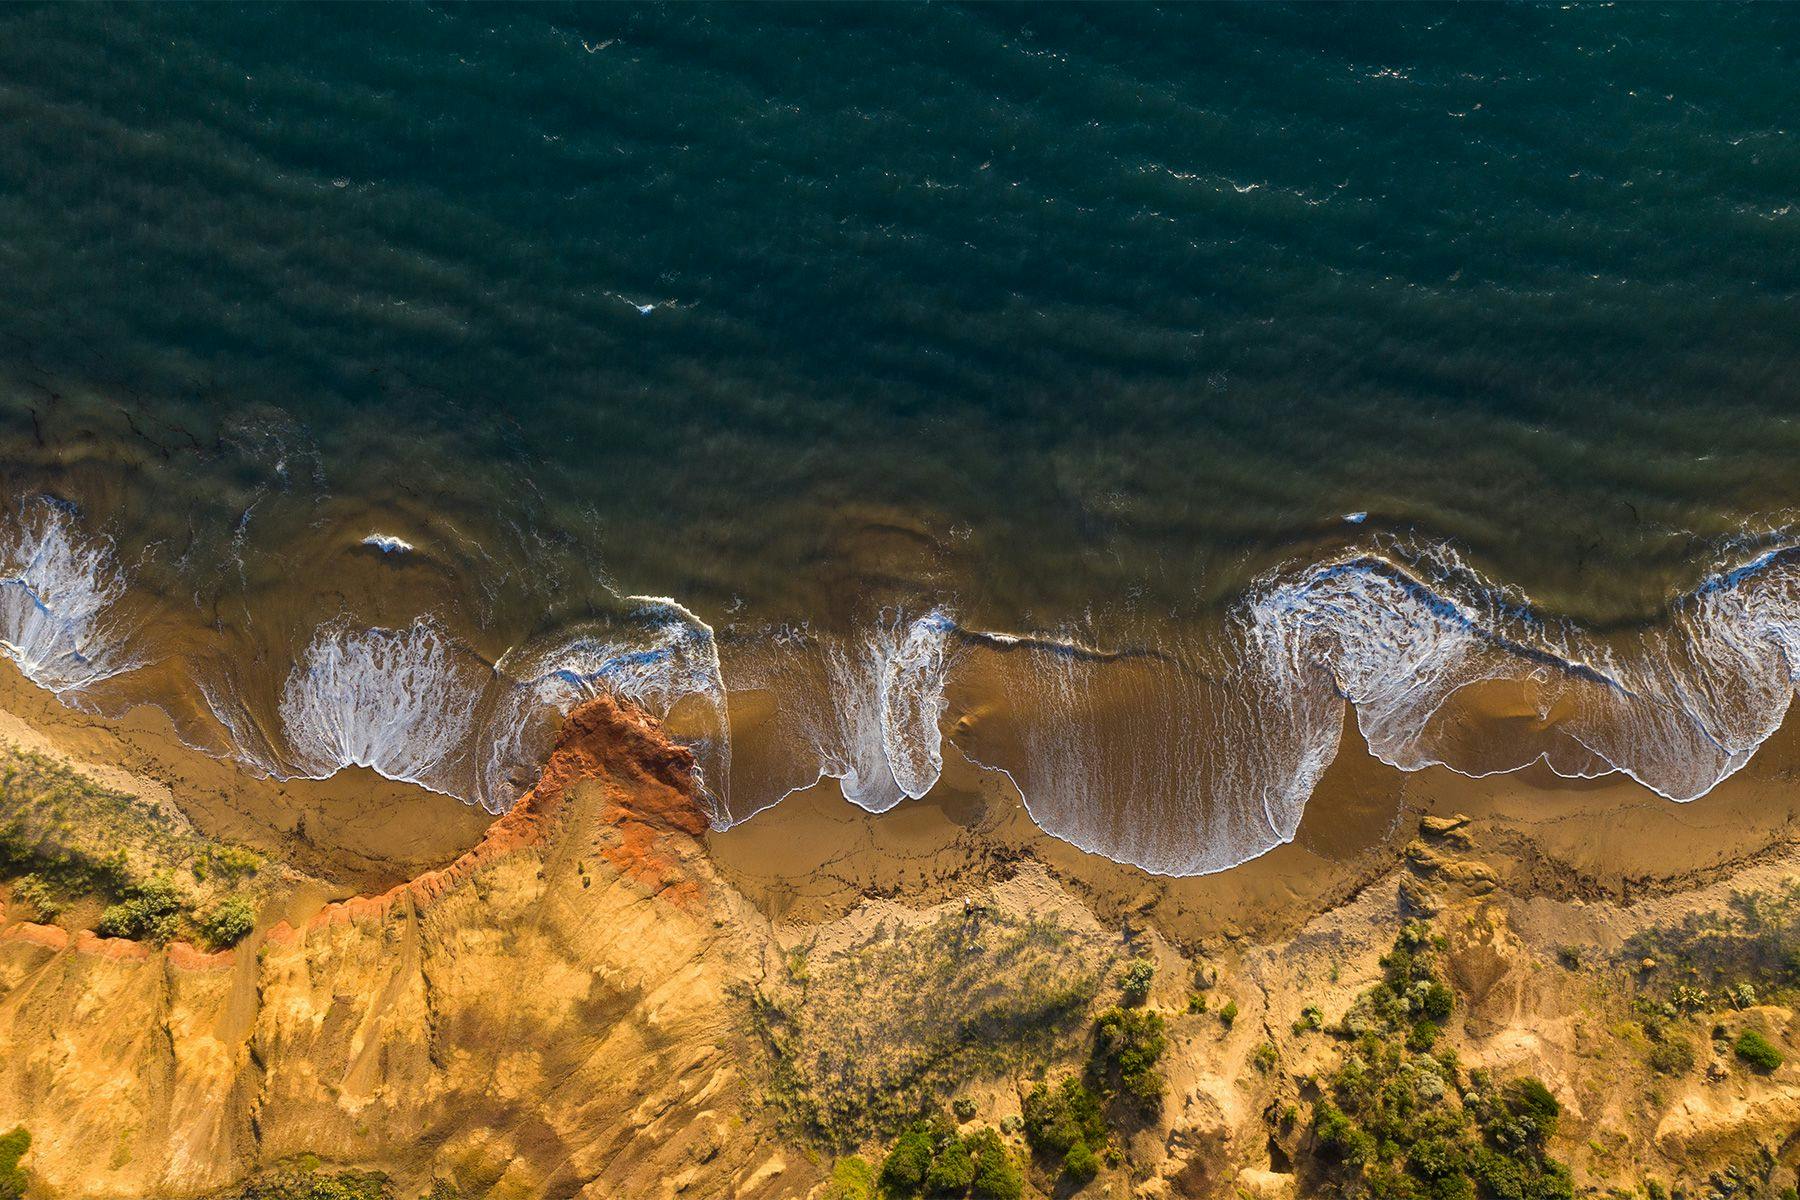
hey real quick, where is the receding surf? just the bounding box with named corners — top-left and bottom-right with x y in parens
top-left (9, 496), bottom-right (1800, 879)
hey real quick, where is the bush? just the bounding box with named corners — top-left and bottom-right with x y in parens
top-left (96, 875), bottom-right (183, 943)
top-left (1646, 1033), bottom-right (1695, 1076)
top-left (967, 1129), bottom-right (1022, 1200)
top-left (1735, 1029), bottom-right (1784, 1073)
top-left (1092, 1006), bottom-right (1168, 1112)
top-left (1306, 928), bottom-right (1573, 1200)
top-left (1022, 1077), bottom-right (1104, 1158)
top-left (1313, 1099), bottom-right (1373, 1166)
top-left (1218, 999), bottom-right (1238, 1027)
top-left (195, 843), bottom-right (263, 882)
top-left (878, 1126), bottom-right (933, 1196)
top-left (11, 874), bottom-right (61, 920)
top-left (1062, 1139), bottom-right (1099, 1183)
top-left (821, 1157), bottom-right (873, 1200)
top-left (199, 895), bottom-right (257, 949)
top-left (0, 1127), bottom-right (27, 1200)
top-left (921, 1135), bottom-right (975, 1195)
top-left (1119, 958), bottom-right (1155, 1005)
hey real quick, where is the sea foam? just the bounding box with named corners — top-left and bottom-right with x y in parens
top-left (0, 498), bottom-right (137, 695)
top-left (11, 493), bottom-right (1800, 882)
top-left (479, 597), bottom-right (731, 817)
top-left (278, 617), bottom-right (483, 795)
top-left (715, 609), bottom-right (956, 822)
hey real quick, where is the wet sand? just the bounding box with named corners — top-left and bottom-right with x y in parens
top-left (709, 697), bottom-right (1800, 946)
top-left (0, 660), bottom-right (493, 893)
top-left (6, 644), bottom-right (1800, 952)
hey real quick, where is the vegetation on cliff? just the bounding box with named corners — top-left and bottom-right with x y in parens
top-left (0, 744), bottom-right (262, 947)
top-left (872, 1117), bottom-right (1023, 1200)
top-left (1306, 922), bottom-right (1573, 1200)
top-left (0, 1127), bottom-right (29, 1200)
top-left (742, 904), bottom-right (1112, 1144)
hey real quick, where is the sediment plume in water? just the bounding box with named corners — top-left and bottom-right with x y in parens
top-left (7, 497), bottom-right (1800, 877)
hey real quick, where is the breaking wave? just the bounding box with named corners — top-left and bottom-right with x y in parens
top-left (0, 497), bottom-right (138, 695)
top-left (278, 617), bottom-right (485, 795)
top-left (479, 597), bottom-right (731, 816)
top-left (9, 499), bottom-right (1800, 877)
top-left (715, 609), bottom-right (956, 821)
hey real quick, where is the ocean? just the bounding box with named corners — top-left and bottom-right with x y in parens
top-left (1, 4), bottom-right (1797, 873)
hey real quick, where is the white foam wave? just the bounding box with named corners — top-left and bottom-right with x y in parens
top-left (278, 617), bottom-right (482, 795)
top-left (478, 597), bottom-right (731, 817)
top-left (942, 540), bottom-right (1800, 876)
top-left (819, 609), bottom-right (956, 812)
top-left (0, 498), bottom-right (138, 695)
top-left (13, 485), bottom-right (1800, 884)
top-left (1247, 543), bottom-right (1800, 808)
top-left (713, 609), bottom-right (957, 822)
top-left (361, 533), bottom-right (415, 554)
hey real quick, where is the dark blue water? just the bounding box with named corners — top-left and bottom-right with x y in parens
top-left (1, 5), bottom-right (1798, 873)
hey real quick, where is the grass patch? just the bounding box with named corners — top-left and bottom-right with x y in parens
top-left (1734, 1029), bottom-right (1783, 1074)
top-left (739, 907), bottom-right (1111, 1145)
top-left (0, 744), bottom-right (267, 947)
top-left (1626, 883), bottom-right (1800, 1008)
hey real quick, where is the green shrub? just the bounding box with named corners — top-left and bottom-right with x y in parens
top-left (1646, 1033), bottom-right (1695, 1076)
top-left (1063, 1139), bottom-right (1099, 1183)
top-left (1119, 958), bottom-right (1155, 1005)
top-left (921, 1135), bottom-right (975, 1195)
top-left (1407, 1020), bottom-right (1441, 1052)
top-left (0, 1127), bottom-right (27, 1200)
top-left (821, 1157), bottom-right (874, 1200)
top-left (1735, 1029), bottom-right (1784, 1073)
top-left (1092, 1005), bottom-right (1168, 1112)
top-left (199, 895), bottom-right (257, 950)
top-left (11, 874), bottom-right (61, 920)
top-left (1307, 929), bottom-right (1572, 1200)
top-left (1218, 999), bottom-right (1238, 1027)
top-left (951, 1096), bottom-right (976, 1122)
top-left (96, 875), bottom-right (184, 942)
top-left (1312, 1098), bottom-right (1373, 1166)
top-left (219, 1163), bottom-right (391, 1200)
top-left (877, 1126), bottom-right (934, 1196)
top-left (196, 843), bottom-right (263, 882)
top-left (1021, 1077), bottom-right (1104, 1158)
top-left (1253, 1042), bottom-right (1278, 1073)
top-left (967, 1129), bottom-right (1022, 1200)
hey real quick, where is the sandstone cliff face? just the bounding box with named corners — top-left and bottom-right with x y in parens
top-left (0, 698), bottom-right (802, 1200)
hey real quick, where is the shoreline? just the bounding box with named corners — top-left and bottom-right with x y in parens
top-left (5, 641), bottom-right (1800, 949)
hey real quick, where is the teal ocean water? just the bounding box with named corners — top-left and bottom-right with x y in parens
top-left (1, 5), bottom-right (1798, 873)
